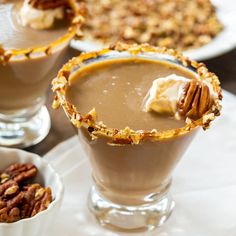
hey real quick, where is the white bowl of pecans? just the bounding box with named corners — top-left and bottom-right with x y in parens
top-left (0, 147), bottom-right (64, 236)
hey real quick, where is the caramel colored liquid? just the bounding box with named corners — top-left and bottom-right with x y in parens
top-left (67, 58), bottom-right (196, 131)
top-left (66, 57), bottom-right (198, 205)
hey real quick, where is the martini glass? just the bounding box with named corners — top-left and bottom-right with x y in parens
top-left (52, 43), bottom-right (222, 232)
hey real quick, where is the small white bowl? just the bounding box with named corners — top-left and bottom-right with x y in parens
top-left (0, 147), bottom-right (64, 236)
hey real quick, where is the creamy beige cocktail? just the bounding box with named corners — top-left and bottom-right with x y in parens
top-left (52, 44), bottom-right (222, 232)
top-left (0, 0), bottom-right (83, 147)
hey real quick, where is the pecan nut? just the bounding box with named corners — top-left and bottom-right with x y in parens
top-left (21, 184), bottom-right (52, 218)
top-left (0, 180), bottom-right (18, 197)
top-left (0, 173), bottom-right (10, 184)
top-left (4, 163), bottom-right (37, 184)
top-left (31, 187), bottom-right (52, 217)
top-left (0, 206), bottom-right (21, 223)
top-left (21, 184), bottom-right (40, 218)
top-left (8, 207), bottom-right (21, 223)
top-left (0, 179), bottom-right (23, 223)
top-left (178, 80), bottom-right (212, 119)
top-left (4, 185), bottom-right (19, 199)
top-left (0, 192), bottom-right (23, 223)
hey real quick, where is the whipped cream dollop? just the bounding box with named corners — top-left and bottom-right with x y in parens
top-left (144, 74), bottom-right (189, 117)
top-left (19, 0), bottom-right (64, 30)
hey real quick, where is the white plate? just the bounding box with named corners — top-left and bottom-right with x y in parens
top-left (71, 0), bottom-right (236, 61)
top-left (44, 91), bottom-right (236, 236)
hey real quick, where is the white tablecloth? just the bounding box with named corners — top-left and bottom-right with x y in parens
top-left (44, 90), bottom-right (236, 236)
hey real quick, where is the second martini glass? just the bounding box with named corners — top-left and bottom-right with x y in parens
top-left (0, 0), bottom-right (83, 147)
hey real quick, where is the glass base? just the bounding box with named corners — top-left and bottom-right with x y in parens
top-left (0, 106), bottom-right (50, 148)
top-left (88, 186), bottom-right (175, 232)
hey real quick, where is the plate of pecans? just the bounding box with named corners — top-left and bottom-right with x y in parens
top-left (71, 0), bottom-right (236, 61)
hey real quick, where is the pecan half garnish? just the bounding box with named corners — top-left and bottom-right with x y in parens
top-left (178, 80), bottom-right (212, 119)
top-left (28, 0), bottom-right (68, 10)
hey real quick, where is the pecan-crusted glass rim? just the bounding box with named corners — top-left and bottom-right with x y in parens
top-left (0, 0), bottom-right (84, 63)
top-left (52, 43), bottom-right (222, 145)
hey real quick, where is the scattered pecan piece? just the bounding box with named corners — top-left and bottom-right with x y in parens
top-left (178, 80), bottom-right (212, 119)
top-left (28, 0), bottom-right (68, 10)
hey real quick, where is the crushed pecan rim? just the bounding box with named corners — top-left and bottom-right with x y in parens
top-left (0, 0), bottom-right (84, 64)
top-left (52, 43), bottom-right (222, 145)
